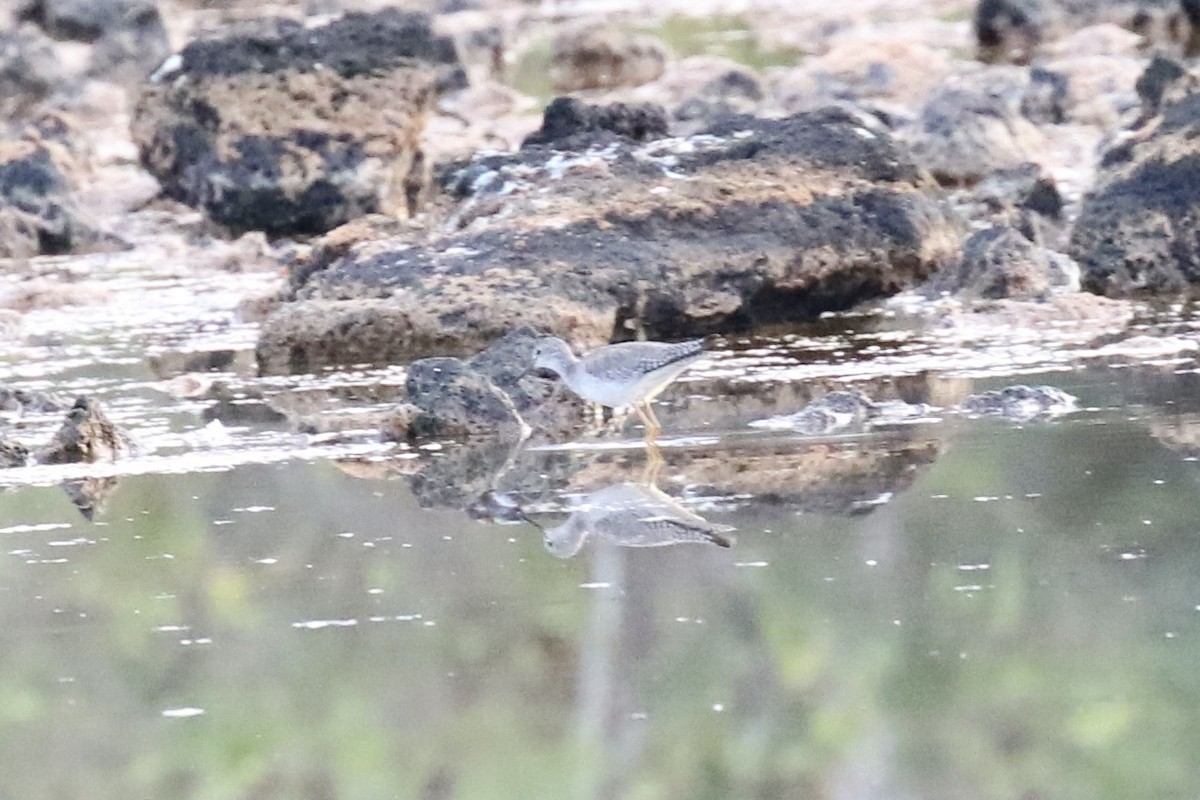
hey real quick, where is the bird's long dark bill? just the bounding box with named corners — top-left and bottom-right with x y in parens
top-left (519, 512), bottom-right (545, 533)
top-left (518, 367), bottom-right (561, 381)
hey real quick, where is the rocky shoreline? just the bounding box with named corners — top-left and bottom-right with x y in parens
top-left (4, 0), bottom-right (1200, 500)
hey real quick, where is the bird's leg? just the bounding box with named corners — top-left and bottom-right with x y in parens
top-left (641, 440), bottom-right (664, 486)
top-left (642, 402), bottom-right (662, 442)
top-left (633, 402), bottom-right (656, 440)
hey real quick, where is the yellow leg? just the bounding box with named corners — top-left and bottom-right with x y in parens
top-left (645, 402), bottom-right (662, 434)
top-left (641, 440), bottom-right (664, 486)
top-left (637, 402), bottom-right (662, 442)
top-left (633, 403), bottom-right (654, 441)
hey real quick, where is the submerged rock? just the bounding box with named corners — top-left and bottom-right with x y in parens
top-left (37, 397), bottom-right (134, 464)
top-left (259, 109), bottom-right (961, 374)
top-left (390, 326), bottom-right (593, 442)
top-left (131, 10), bottom-right (462, 236)
top-left (375, 369), bottom-right (955, 516)
top-left (403, 357), bottom-right (528, 441)
top-left (750, 390), bottom-right (933, 434)
top-left (1071, 87), bottom-right (1200, 295)
top-left (958, 384), bottom-right (1077, 420)
top-left (0, 437), bottom-right (30, 468)
top-left (549, 25), bottom-right (669, 93)
top-left (147, 348), bottom-right (254, 379)
top-left (0, 386), bottom-right (67, 415)
top-left (752, 390), bottom-right (875, 434)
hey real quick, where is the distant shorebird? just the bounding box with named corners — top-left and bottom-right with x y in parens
top-left (541, 482), bottom-right (735, 558)
top-left (530, 337), bottom-right (706, 439)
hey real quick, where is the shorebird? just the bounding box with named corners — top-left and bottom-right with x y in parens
top-left (541, 482), bottom-right (735, 558)
top-left (530, 337), bottom-right (705, 440)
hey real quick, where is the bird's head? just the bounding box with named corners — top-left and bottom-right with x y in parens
top-left (543, 515), bottom-right (587, 558)
top-left (529, 336), bottom-right (576, 379)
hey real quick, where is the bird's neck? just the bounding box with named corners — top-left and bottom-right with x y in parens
top-left (558, 352), bottom-right (581, 380)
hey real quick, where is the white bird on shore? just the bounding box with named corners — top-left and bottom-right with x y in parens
top-left (530, 337), bottom-right (706, 439)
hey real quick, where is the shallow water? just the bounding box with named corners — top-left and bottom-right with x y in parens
top-left (3, 252), bottom-right (1200, 797)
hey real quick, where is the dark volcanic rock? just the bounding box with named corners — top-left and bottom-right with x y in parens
top-left (0, 138), bottom-right (97, 259)
top-left (259, 109), bottom-right (962, 374)
top-left (37, 397), bottom-right (134, 464)
top-left (1186, 0), bottom-right (1200, 53)
top-left (1072, 89), bottom-right (1200, 295)
top-left (0, 386), bottom-right (67, 414)
top-left (1135, 55), bottom-right (1194, 119)
top-left (403, 357), bottom-right (526, 441)
top-left (1021, 66), bottom-right (1068, 124)
top-left (974, 0), bottom-right (1195, 62)
top-left (394, 326), bottom-right (592, 441)
top-left (0, 437), bottom-right (30, 468)
top-left (131, 11), bottom-right (461, 237)
top-left (924, 225), bottom-right (1078, 299)
top-left (974, 163), bottom-right (1064, 220)
top-left (19, 0), bottom-right (152, 41)
top-left (673, 66), bottom-right (765, 128)
top-left (976, 0), bottom-right (1044, 63)
top-left (903, 70), bottom-right (1046, 185)
top-left (17, 0), bottom-right (169, 84)
top-left (522, 98), bottom-right (669, 149)
top-left (0, 27), bottom-right (63, 118)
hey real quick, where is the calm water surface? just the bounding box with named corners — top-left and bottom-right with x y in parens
top-left (3, 253), bottom-right (1200, 798)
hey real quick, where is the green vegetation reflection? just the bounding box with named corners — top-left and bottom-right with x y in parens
top-left (0, 397), bottom-right (1198, 797)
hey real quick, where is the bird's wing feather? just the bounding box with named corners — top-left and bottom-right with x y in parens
top-left (582, 340), bottom-right (705, 382)
top-left (592, 509), bottom-right (734, 548)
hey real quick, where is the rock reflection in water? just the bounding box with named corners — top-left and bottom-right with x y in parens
top-left (537, 480), bottom-right (735, 558)
top-left (356, 417), bottom-right (945, 531)
top-left (61, 476), bottom-right (120, 521)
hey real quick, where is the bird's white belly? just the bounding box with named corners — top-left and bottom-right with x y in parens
top-left (572, 363), bottom-right (694, 408)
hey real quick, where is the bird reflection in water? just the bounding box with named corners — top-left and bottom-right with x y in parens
top-left (535, 452), bottom-right (735, 558)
